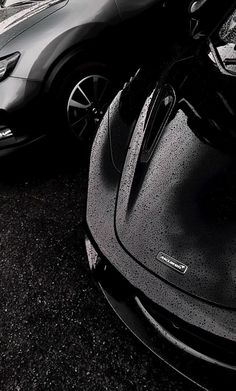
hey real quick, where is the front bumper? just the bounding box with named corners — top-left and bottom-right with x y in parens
top-left (0, 76), bottom-right (44, 154)
top-left (85, 233), bottom-right (236, 391)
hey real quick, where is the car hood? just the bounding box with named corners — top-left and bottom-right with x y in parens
top-left (115, 58), bottom-right (236, 309)
top-left (0, 0), bottom-right (67, 50)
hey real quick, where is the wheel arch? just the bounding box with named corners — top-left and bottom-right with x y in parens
top-left (41, 27), bottom-right (122, 95)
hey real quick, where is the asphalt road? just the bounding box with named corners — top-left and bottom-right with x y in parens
top-left (0, 139), bottom-right (200, 391)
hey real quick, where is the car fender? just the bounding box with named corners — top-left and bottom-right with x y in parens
top-left (0, 0), bottom-right (119, 80)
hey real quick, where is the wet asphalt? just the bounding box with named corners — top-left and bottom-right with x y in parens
top-left (0, 139), bottom-right (200, 391)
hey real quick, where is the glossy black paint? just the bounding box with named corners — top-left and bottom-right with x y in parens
top-left (0, 0), bottom-right (164, 153)
top-left (86, 1), bottom-right (236, 389)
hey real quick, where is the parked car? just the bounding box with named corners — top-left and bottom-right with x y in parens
top-left (0, 0), bottom-right (164, 155)
top-left (85, 1), bottom-right (236, 389)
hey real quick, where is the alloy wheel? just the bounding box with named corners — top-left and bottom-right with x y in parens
top-left (67, 74), bottom-right (112, 139)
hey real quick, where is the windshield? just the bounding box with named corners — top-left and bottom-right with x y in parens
top-left (219, 8), bottom-right (236, 43)
top-left (208, 7), bottom-right (236, 75)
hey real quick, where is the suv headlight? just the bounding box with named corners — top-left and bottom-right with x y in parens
top-left (0, 52), bottom-right (20, 82)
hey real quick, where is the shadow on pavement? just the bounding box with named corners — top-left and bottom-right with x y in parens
top-left (0, 137), bottom-right (199, 391)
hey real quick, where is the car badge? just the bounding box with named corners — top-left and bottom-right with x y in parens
top-left (157, 252), bottom-right (188, 274)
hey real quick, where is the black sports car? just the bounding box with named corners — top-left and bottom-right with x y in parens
top-left (0, 0), bottom-right (163, 156)
top-left (86, 1), bottom-right (236, 389)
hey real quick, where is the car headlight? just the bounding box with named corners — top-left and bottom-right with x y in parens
top-left (0, 52), bottom-right (20, 82)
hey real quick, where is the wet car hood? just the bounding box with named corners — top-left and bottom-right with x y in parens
top-left (0, 0), bottom-right (67, 50)
top-left (115, 57), bottom-right (236, 309)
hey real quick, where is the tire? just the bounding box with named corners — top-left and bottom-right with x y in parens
top-left (49, 60), bottom-right (121, 146)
